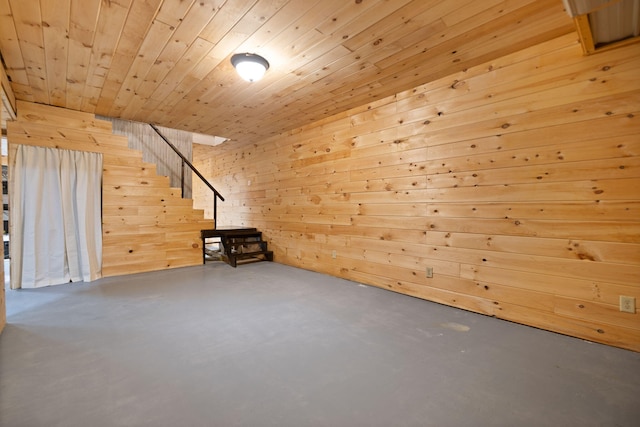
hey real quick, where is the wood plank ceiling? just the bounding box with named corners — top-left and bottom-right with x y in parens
top-left (0, 0), bottom-right (575, 144)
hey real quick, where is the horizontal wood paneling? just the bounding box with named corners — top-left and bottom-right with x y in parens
top-left (194, 35), bottom-right (640, 351)
top-left (8, 101), bottom-right (209, 279)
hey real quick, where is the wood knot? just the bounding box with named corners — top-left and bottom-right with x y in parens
top-left (577, 253), bottom-right (596, 261)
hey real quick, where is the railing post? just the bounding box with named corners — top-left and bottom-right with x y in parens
top-left (181, 159), bottom-right (185, 198)
top-left (149, 123), bottom-right (224, 229)
top-left (214, 196), bottom-right (218, 230)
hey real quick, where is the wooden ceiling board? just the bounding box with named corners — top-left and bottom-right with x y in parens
top-left (8, 0), bottom-right (47, 104)
top-left (106, 19), bottom-right (173, 117)
top-left (79, 0), bottom-right (132, 112)
top-left (318, 2), bottom-right (571, 110)
top-left (93, 0), bottom-right (163, 114)
top-left (155, 0), bottom-right (197, 27)
top-left (66, 0), bottom-right (101, 110)
top-left (41, 0), bottom-right (70, 107)
top-left (0, 0), bottom-right (576, 144)
top-left (0, 0), bottom-right (26, 89)
top-left (184, 0), bottom-right (365, 119)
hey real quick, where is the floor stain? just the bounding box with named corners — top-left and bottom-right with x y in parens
top-left (440, 322), bottom-right (470, 332)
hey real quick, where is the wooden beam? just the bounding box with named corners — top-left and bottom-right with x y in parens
top-left (574, 14), bottom-right (596, 54)
top-left (1, 60), bottom-right (16, 117)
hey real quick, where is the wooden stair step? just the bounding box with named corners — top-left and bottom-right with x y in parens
top-left (201, 226), bottom-right (273, 267)
top-left (201, 227), bottom-right (257, 239)
top-left (222, 250), bottom-right (274, 268)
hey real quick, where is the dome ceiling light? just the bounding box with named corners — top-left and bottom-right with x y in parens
top-left (231, 53), bottom-right (270, 82)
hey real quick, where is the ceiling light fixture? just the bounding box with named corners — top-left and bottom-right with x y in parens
top-left (231, 53), bottom-right (270, 82)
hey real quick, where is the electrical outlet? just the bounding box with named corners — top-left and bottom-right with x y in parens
top-left (331, 250), bottom-right (337, 259)
top-left (426, 267), bottom-right (433, 278)
top-left (620, 296), bottom-right (636, 313)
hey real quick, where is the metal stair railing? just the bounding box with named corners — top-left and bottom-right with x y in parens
top-left (149, 124), bottom-right (224, 229)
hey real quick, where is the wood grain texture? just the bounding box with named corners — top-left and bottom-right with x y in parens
top-left (1, 61), bottom-right (16, 126)
top-left (8, 101), bottom-right (210, 278)
top-left (193, 35), bottom-right (640, 351)
top-left (0, 0), bottom-right (575, 144)
top-left (101, 117), bottom-right (193, 198)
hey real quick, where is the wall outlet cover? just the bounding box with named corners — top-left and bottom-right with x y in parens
top-left (620, 296), bottom-right (636, 314)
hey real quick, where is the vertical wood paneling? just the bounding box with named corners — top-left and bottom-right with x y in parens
top-left (9, 101), bottom-right (209, 279)
top-left (193, 34), bottom-right (640, 351)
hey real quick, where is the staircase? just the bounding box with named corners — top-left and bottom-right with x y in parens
top-left (148, 125), bottom-right (273, 268)
top-left (201, 227), bottom-right (273, 267)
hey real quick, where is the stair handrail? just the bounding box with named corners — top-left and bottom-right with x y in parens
top-left (149, 124), bottom-right (224, 229)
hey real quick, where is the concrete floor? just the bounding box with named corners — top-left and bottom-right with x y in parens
top-left (1, 261), bottom-right (639, 427)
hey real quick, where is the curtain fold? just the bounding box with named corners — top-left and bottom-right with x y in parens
top-left (11, 146), bottom-right (102, 289)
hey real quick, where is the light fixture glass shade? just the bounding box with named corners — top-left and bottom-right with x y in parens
top-left (231, 53), bottom-right (270, 82)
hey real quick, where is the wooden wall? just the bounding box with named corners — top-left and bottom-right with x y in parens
top-left (9, 101), bottom-right (211, 280)
top-left (99, 117), bottom-right (193, 198)
top-left (193, 33), bottom-right (640, 352)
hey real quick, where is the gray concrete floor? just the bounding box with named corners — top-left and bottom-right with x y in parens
top-left (1, 261), bottom-right (639, 427)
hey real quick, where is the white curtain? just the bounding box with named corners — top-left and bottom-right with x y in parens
top-left (11, 146), bottom-right (102, 289)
